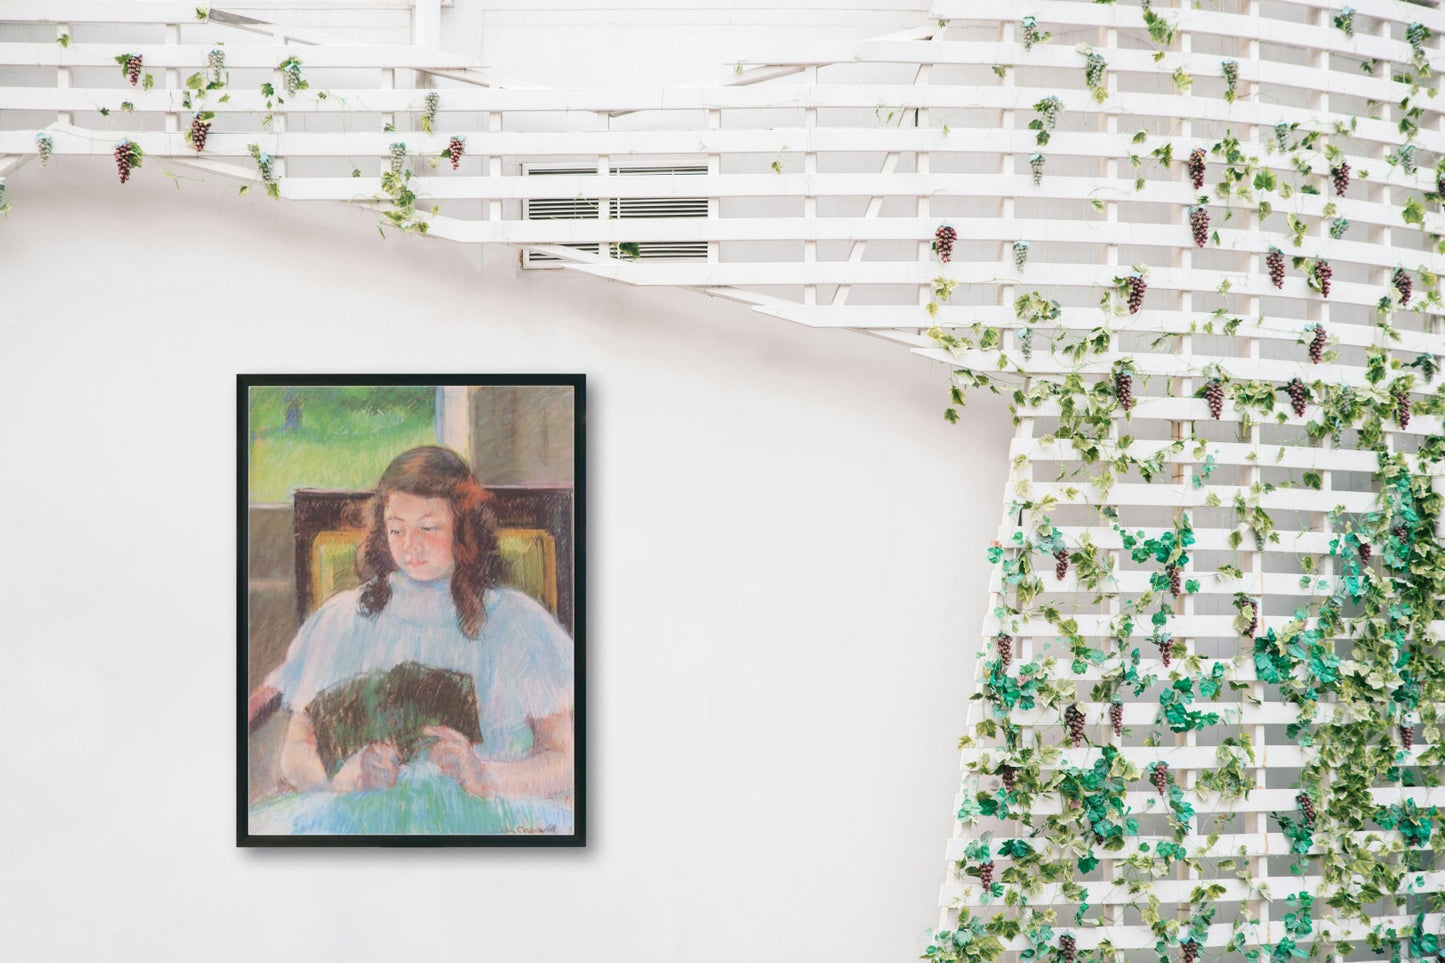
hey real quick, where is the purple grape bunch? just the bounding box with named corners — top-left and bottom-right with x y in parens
top-left (1285, 377), bottom-right (1308, 417)
top-left (1297, 792), bottom-right (1316, 826)
top-left (1394, 268), bottom-right (1413, 307)
top-left (189, 114), bottom-right (210, 153)
top-left (1109, 701), bottom-right (1123, 738)
top-left (1151, 762), bottom-right (1169, 795)
top-left (1059, 935), bottom-right (1077, 963)
top-left (1331, 160), bottom-right (1351, 196)
top-left (1189, 205), bottom-right (1209, 247)
top-left (1402, 724), bottom-right (1415, 750)
top-left (1308, 325), bottom-right (1327, 364)
top-left (1266, 246), bottom-right (1286, 289)
top-left (1187, 148), bottom-right (1206, 190)
top-left (1396, 388), bottom-right (1411, 429)
top-left (1313, 259), bottom-right (1333, 298)
top-left (1205, 380), bottom-right (1224, 420)
top-left (978, 860), bottom-right (995, 889)
top-left (1054, 549), bottom-right (1070, 580)
top-left (934, 224), bottom-right (957, 263)
top-left (1157, 637), bottom-right (1173, 667)
top-left (447, 136), bottom-right (465, 170)
top-left (996, 632), bottom-right (1013, 668)
top-left (1114, 368), bottom-right (1134, 411)
top-left (1064, 704), bottom-right (1086, 748)
top-left (114, 140), bottom-right (137, 183)
top-left (1126, 275), bottom-right (1146, 314)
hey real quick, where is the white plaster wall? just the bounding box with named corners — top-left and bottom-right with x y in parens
top-left (0, 157), bottom-right (1008, 961)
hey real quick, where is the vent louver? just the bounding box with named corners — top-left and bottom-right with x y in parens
top-left (524, 165), bottom-right (708, 266)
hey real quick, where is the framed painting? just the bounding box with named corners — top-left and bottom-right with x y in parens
top-left (237, 375), bottom-right (586, 847)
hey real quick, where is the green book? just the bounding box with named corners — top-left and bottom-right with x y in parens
top-left (305, 662), bottom-right (483, 777)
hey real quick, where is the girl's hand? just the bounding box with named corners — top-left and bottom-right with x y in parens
top-left (331, 742), bottom-right (401, 793)
top-left (423, 725), bottom-right (490, 796)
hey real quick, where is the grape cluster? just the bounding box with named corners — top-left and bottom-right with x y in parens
top-left (1297, 792), bottom-right (1316, 826)
top-left (1394, 267), bottom-right (1413, 307)
top-left (1013, 240), bottom-right (1029, 271)
top-left (423, 91), bottom-right (440, 127)
top-left (1114, 368), bottom-right (1134, 411)
top-left (1313, 259), bottom-right (1332, 298)
top-left (1030, 153), bottom-right (1045, 186)
top-left (1125, 275), bottom-right (1146, 314)
top-left (1334, 7), bottom-right (1355, 37)
top-left (114, 141), bottom-right (135, 183)
top-left (1285, 378), bottom-right (1308, 417)
top-left (1187, 148), bottom-right (1206, 190)
top-left (1054, 549), bottom-right (1070, 580)
top-left (389, 142), bottom-right (407, 176)
top-left (1243, 599), bottom-right (1259, 637)
top-left (1084, 52), bottom-right (1107, 91)
top-left (996, 632), bottom-right (1013, 669)
top-left (189, 115), bottom-right (210, 153)
top-left (126, 54), bottom-right (143, 86)
top-left (1167, 564), bottom-right (1182, 596)
top-left (1359, 542), bottom-right (1372, 565)
top-left (1392, 142), bottom-right (1416, 176)
top-left (978, 860), bottom-right (995, 889)
top-left (1205, 380), bottom-right (1224, 420)
top-left (281, 59), bottom-right (305, 96)
top-left (1393, 524), bottom-right (1409, 543)
top-left (1109, 701), bottom-right (1123, 738)
top-left (1151, 762), bottom-right (1169, 795)
top-left (1036, 96), bottom-right (1062, 131)
top-left (448, 135), bottom-right (465, 170)
top-left (1331, 160), bottom-right (1351, 196)
top-left (1064, 704), bottom-right (1086, 747)
top-left (34, 132), bottom-right (52, 167)
top-left (1059, 935), bottom-right (1077, 963)
top-left (1019, 327), bottom-right (1034, 361)
top-left (1308, 325), bottom-right (1327, 364)
top-left (1329, 217), bottom-right (1350, 240)
top-left (1439, 171), bottom-right (1445, 198)
top-left (1396, 388), bottom-right (1411, 429)
top-left (207, 48), bottom-right (226, 75)
top-left (1402, 724), bottom-right (1416, 750)
top-left (1266, 246), bottom-right (1286, 289)
top-left (1189, 206), bottom-right (1209, 247)
top-left (1157, 638), bottom-right (1173, 667)
top-left (934, 224), bottom-right (957, 263)
top-left (1222, 59), bottom-right (1239, 99)
top-left (1022, 16), bottom-right (1041, 51)
top-left (999, 764), bottom-right (1017, 792)
top-left (1182, 942), bottom-right (1199, 963)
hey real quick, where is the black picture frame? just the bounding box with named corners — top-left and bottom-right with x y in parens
top-left (237, 374), bottom-right (586, 847)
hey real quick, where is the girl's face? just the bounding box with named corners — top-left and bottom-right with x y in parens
top-left (385, 491), bottom-right (456, 582)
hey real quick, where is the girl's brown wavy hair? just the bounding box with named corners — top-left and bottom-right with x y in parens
top-left (356, 446), bottom-right (501, 639)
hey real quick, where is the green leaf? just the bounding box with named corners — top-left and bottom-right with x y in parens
top-left (1403, 197), bottom-right (1426, 226)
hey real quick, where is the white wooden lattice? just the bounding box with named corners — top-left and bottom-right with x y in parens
top-left (2, 0), bottom-right (1444, 958)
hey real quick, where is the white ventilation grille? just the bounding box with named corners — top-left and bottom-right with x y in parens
top-left (523, 165), bottom-right (708, 266)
